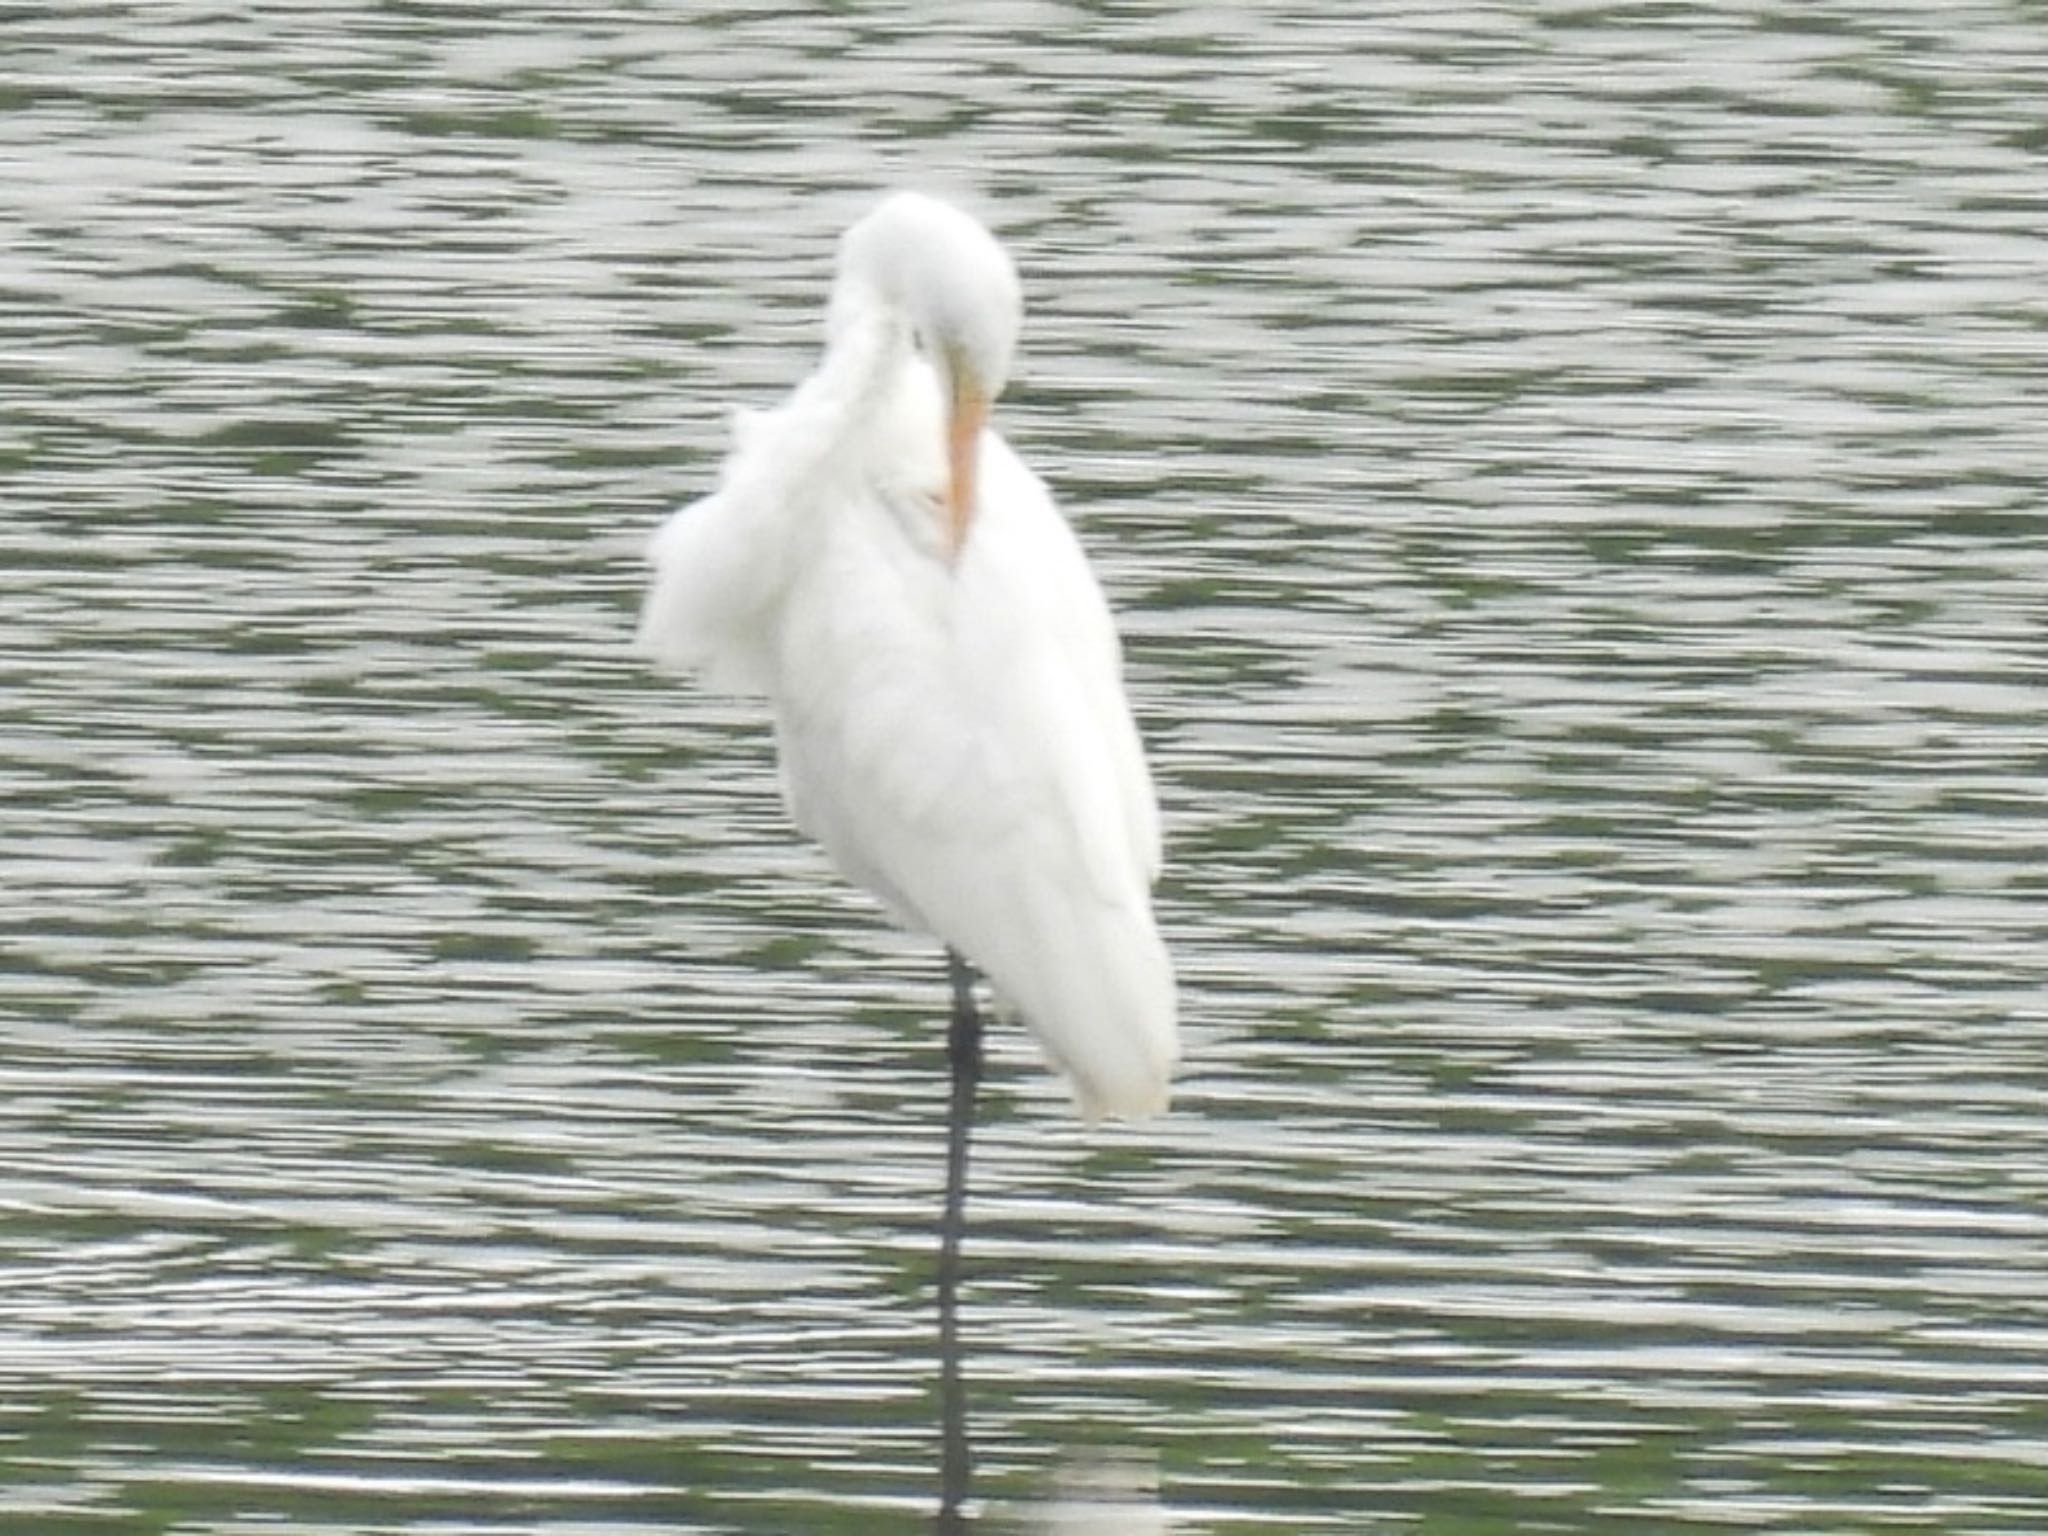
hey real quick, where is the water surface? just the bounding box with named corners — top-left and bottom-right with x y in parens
top-left (4, 3), bottom-right (2045, 1532)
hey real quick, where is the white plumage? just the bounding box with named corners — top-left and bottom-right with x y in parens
top-left (637, 191), bottom-right (1176, 1121)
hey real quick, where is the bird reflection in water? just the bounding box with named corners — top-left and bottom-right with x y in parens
top-left (938, 1399), bottom-right (1170, 1535)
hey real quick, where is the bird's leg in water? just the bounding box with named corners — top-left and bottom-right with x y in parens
top-left (942, 947), bottom-right (983, 1272)
top-left (937, 947), bottom-right (981, 1526)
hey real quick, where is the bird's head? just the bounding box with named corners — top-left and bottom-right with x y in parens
top-left (834, 192), bottom-right (1022, 560)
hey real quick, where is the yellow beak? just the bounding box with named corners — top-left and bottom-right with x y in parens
top-left (944, 362), bottom-right (988, 564)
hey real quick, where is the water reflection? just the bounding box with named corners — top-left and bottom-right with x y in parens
top-left (940, 1379), bottom-right (1169, 1534)
top-left (1031, 1451), bottom-right (1169, 1536)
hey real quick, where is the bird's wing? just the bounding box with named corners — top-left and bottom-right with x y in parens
top-left (958, 440), bottom-right (1161, 903)
top-left (772, 436), bottom-right (1175, 1117)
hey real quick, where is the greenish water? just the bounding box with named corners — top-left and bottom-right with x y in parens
top-left (4, 3), bottom-right (2045, 1532)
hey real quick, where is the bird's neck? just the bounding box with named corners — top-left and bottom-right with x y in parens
top-left (804, 296), bottom-right (920, 468)
top-left (821, 290), bottom-right (911, 414)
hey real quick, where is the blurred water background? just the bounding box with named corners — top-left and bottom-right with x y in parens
top-left (3, 2), bottom-right (2045, 1531)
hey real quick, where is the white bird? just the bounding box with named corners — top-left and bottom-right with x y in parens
top-left (635, 192), bottom-right (1177, 1297)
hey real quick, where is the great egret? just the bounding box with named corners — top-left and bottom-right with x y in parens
top-left (635, 190), bottom-right (1177, 1303)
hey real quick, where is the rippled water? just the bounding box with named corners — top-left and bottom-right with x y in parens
top-left (5, 3), bottom-right (2045, 1532)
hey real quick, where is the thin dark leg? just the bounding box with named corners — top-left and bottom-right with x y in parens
top-left (936, 947), bottom-right (981, 1530)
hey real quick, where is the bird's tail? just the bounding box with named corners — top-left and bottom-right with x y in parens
top-left (1003, 905), bottom-right (1178, 1124)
